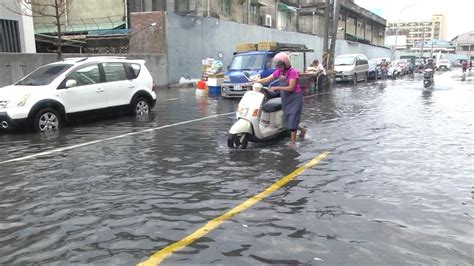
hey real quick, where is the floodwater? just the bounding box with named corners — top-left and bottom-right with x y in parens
top-left (0, 70), bottom-right (472, 265)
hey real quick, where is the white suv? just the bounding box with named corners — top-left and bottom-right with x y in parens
top-left (0, 57), bottom-right (157, 132)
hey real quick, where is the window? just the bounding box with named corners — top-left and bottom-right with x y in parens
top-left (335, 57), bottom-right (355, 66)
top-left (16, 64), bottom-right (73, 86)
top-left (0, 19), bottom-right (21, 52)
top-left (221, 0), bottom-right (231, 15)
top-left (230, 54), bottom-right (265, 70)
top-left (125, 63), bottom-right (141, 79)
top-left (175, 0), bottom-right (190, 12)
top-left (251, 5), bottom-right (258, 15)
top-left (266, 55), bottom-right (275, 69)
top-left (152, 0), bottom-right (166, 10)
top-left (102, 63), bottom-right (127, 82)
top-left (68, 65), bottom-right (101, 86)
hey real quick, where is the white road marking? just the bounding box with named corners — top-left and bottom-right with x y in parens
top-left (0, 112), bottom-right (234, 165)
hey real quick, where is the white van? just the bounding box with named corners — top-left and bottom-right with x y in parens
top-left (334, 54), bottom-right (369, 84)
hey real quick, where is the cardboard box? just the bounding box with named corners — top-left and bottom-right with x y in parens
top-left (236, 43), bottom-right (257, 52)
top-left (258, 42), bottom-right (278, 51)
top-left (208, 73), bottom-right (225, 78)
top-left (207, 78), bottom-right (224, 87)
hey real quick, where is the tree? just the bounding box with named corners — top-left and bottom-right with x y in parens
top-left (2, 0), bottom-right (70, 60)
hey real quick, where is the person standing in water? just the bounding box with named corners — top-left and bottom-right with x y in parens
top-left (253, 52), bottom-right (306, 146)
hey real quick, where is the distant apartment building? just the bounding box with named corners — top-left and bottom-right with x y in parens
top-left (0, 0), bottom-right (36, 53)
top-left (128, 0), bottom-right (386, 46)
top-left (386, 14), bottom-right (447, 49)
top-left (297, 0), bottom-right (386, 46)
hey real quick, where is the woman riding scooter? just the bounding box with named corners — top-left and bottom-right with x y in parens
top-left (253, 52), bottom-right (306, 146)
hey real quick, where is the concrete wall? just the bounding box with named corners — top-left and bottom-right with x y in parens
top-left (0, 53), bottom-right (168, 88)
top-left (0, 0), bottom-right (36, 53)
top-left (335, 40), bottom-right (391, 59)
top-left (166, 13), bottom-right (392, 84)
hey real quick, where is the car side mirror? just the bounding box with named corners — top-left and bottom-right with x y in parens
top-left (65, 79), bottom-right (77, 88)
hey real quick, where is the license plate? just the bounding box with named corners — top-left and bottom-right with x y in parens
top-left (233, 85), bottom-right (242, 91)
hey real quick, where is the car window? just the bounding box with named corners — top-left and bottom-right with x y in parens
top-left (102, 63), bottom-right (127, 82)
top-left (125, 63), bottom-right (141, 79)
top-left (16, 64), bottom-right (73, 86)
top-left (67, 64), bottom-right (101, 86)
top-left (266, 55), bottom-right (274, 69)
top-left (230, 54), bottom-right (265, 70)
top-left (335, 57), bottom-right (355, 66)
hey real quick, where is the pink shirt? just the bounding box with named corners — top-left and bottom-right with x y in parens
top-left (272, 67), bottom-right (301, 94)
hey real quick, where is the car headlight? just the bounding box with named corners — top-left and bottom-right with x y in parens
top-left (249, 74), bottom-right (261, 81)
top-left (224, 75), bottom-right (230, 82)
top-left (7, 93), bottom-right (31, 108)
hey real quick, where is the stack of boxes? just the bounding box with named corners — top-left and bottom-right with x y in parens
top-left (201, 58), bottom-right (224, 96)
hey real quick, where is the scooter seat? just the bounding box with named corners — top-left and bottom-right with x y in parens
top-left (262, 98), bottom-right (282, 113)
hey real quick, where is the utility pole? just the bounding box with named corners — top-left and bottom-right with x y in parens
top-left (420, 24), bottom-right (425, 59)
top-left (247, 0), bottom-right (251, 24)
top-left (431, 39), bottom-right (434, 58)
top-left (322, 0), bottom-right (332, 69)
top-left (328, 0), bottom-right (341, 71)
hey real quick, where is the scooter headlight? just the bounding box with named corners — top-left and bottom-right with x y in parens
top-left (237, 106), bottom-right (249, 116)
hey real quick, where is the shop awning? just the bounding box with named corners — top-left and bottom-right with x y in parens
top-left (278, 2), bottom-right (297, 13)
top-left (251, 0), bottom-right (267, 6)
top-left (35, 20), bottom-right (126, 34)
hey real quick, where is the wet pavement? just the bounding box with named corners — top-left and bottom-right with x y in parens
top-left (1, 70), bottom-right (473, 265)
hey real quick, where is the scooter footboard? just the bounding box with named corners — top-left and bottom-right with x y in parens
top-left (229, 119), bottom-right (253, 135)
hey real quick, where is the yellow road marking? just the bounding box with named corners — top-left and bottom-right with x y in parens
top-left (138, 151), bottom-right (330, 266)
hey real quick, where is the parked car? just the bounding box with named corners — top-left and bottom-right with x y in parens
top-left (0, 57), bottom-right (157, 132)
top-left (334, 54), bottom-right (369, 84)
top-left (368, 59), bottom-right (382, 80)
top-left (437, 59), bottom-right (451, 71)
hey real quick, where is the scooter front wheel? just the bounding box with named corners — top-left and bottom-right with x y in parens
top-left (228, 133), bottom-right (249, 149)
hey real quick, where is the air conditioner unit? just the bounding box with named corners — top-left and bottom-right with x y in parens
top-left (264, 14), bottom-right (272, 27)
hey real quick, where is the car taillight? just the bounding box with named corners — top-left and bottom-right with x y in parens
top-left (152, 80), bottom-right (157, 92)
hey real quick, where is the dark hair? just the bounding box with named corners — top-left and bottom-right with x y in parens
top-left (312, 59), bottom-right (319, 65)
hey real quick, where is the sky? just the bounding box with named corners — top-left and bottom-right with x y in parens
top-left (355, 0), bottom-right (472, 40)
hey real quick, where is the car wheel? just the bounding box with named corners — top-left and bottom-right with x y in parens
top-left (133, 97), bottom-right (150, 116)
top-left (34, 108), bottom-right (61, 132)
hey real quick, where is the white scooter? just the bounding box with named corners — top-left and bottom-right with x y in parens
top-left (228, 83), bottom-right (287, 149)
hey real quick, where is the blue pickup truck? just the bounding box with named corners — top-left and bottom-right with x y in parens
top-left (221, 50), bottom-right (277, 98)
top-left (221, 43), bottom-right (312, 98)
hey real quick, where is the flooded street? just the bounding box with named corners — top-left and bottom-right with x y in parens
top-left (0, 71), bottom-right (473, 265)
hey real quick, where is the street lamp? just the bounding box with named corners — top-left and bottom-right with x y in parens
top-left (394, 3), bottom-right (419, 52)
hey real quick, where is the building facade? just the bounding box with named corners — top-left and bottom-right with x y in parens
top-left (386, 14), bottom-right (447, 49)
top-left (128, 0), bottom-right (386, 46)
top-left (0, 0), bottom-right (36, 53)
top-left (32, 0), bottom-right (127, 34)
top-left (452, 31), bottom-right (474, 59)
